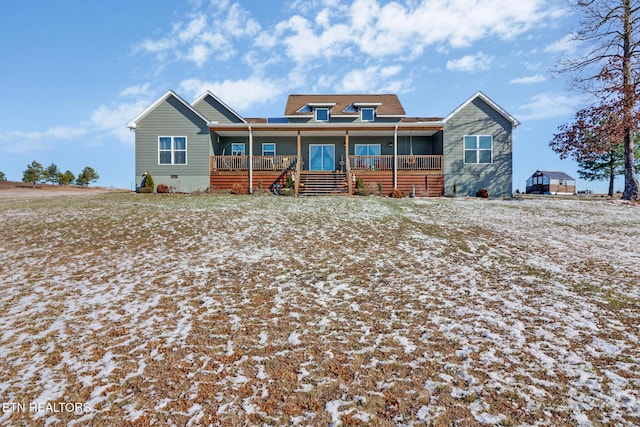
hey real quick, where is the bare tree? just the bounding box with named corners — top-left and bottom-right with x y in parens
top-left (560, 0), bottom-right (640, 200)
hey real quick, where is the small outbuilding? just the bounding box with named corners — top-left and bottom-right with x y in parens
top-left (526, 170), bottom-right (576, 195)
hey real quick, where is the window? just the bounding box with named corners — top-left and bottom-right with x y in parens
top-left (355, 144), bottom-right (381, 156)
top-left (355, 144), bottom-right (381, 169)
top-left (262, 143), bottom-right (276, 156)
top-left (315, 107), bottom-right (329, 122)
top-left (360, 107), bottom-right (375, 122)
top-left (231, 143), bottom-right (245, 156)
top-left (158, 136), bottom-right (187, 165)
top-left (464, 135), bottom-right (492, 164)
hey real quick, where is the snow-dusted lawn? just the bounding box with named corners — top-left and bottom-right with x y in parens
top-left (0, 193), bottom-right (639, 426)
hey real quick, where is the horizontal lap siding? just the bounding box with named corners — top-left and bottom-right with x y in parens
top-left (444, 97), bottom-right (513, 197)
top-left (193, 97), bottom-right (244, 123)
top-left (136, 96), bottom-right (211, 192)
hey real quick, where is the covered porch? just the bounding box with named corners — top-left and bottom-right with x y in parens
top-left (209, 122), bottom-right (445, 196)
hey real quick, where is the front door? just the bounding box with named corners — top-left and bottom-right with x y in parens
top-left (309, 144), bottom-right (335, 171)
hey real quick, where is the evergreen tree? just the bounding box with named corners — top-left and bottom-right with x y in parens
top-left (59, 170), bottom-right (75, 186)
top-left (0, 171), bottom-right (6, 181)
top-left (76, 166), bottom-right (99, 186)
top-left (22, 161), bottom-right (44, 187)
top-left (43, 163), bottom-right (62, 185)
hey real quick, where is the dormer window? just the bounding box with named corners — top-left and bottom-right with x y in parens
top-left (361, 107), bottom-right (375, 122)
top-left (315, 107), bottom-right (329, 122)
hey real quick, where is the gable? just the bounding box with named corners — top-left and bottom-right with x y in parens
top-left (192, 91), bottom-right (246, 124)
top-left (127, 90), bottom-right (207, 129)
top-left (445, 91), bottom-right (519, 128)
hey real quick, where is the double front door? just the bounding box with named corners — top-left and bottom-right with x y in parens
top-left (309, 144), bottom-right (335, 171)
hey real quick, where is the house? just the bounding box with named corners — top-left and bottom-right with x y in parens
top-left (127, 90), bottom-right (519, 197)
top-left (526, 170), bottom-right (576, 195)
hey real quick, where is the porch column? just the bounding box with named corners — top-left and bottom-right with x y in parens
top-left (294, 130), bottom-right (301, 195)
top-left (345, 130), bottom-right (352, 195)
top-left (393, 125), bottom-right (398, 190)
top-left (248, 125), bottom-right (253, 194)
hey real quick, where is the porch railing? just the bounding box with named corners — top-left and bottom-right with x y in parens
top-left (211, 155), bottom-right (297, 171)
top-left (211, 154), bottom-right (442, 172)
top-left (349, 155), bottom-right (443, 171)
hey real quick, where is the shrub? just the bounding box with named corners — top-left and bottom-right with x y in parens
top-left (476, 188), bottom-right (489, 198)
top-left (391, 189), bottom-right (404, 198)
top-left (156, 184), bottom-right (169, 193)
top-left (356, 177), bottom-right (365, 190)
top-left (355, 188), bottom-right (369, 196)
top-left (284, 175), bottom-right (294, 189)
top-left (142, 171), bottom-right (155, 192)
top-left (280, 188), bottom-right (294, 196)
top-left (230, 183), bottom-right (247, 195)
top-left (377, 182), bottom-right (383, 196)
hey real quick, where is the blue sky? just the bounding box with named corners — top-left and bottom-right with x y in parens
top-left (0, 0), bottom-right (613, 193)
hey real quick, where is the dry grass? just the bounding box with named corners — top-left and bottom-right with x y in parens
top-left (0, 193), bottom-right (639, 426)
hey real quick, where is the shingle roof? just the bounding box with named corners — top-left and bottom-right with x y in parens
top-left (536, 170), bottom-right (576, 180)
top-left (284, 94), bottom-right (406, 117)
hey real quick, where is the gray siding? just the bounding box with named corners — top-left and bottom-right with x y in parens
top-left (216, 136), bottom-right (298, 156)
top-left (193, 96), bottom-right (244, 124)
top-left (135, 96), bottom-right (211, 193)
top-left (444, 98), bottom-right (513, 197)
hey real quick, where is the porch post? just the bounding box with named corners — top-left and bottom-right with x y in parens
top-left (345, 130), bottom-right (352, 195)
top-left (248, 125), bottom-right (253, 194)
top-left (294, 130), bottom-right (301, 195)
top-left (393, 125), bottom-right (398, 190)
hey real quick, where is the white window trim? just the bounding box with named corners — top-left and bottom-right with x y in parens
top-left (354, 143), bottom-right (381, 155)
top-left (463, 135), bottom-right (493, 164)
top-left (360, 107), bottom-right (375, 122)
top-left (158, 136), bottom-right (187, 165)
top-left (262, 142), bottom-right (276, 156)
top-left (315, 107), bottom-right (329, 122)
top-left (231, 142), bottom-right (246, 156)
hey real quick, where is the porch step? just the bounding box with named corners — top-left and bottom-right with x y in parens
top-left (299, 172), bottom-right (349, 196)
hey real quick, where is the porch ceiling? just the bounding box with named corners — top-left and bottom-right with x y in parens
top-left (210, 123), bottom-right (443, 138)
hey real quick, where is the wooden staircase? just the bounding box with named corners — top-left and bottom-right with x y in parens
top-left (298, 172), bottom-right (349, 196)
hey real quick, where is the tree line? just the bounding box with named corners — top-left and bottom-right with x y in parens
top-left (21, 160), bottom-right (100, 187)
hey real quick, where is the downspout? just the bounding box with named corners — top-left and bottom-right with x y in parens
top-left (393, 124), bottom-right (398, 190)
top-left (248, 124), bottom-right (253, 195)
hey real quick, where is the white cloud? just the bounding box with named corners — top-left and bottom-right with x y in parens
top-left (119, 83), bottom-right (152, 98)
top-left (545, 33), bottom-right (579, 55)
top-left (90, 100), bottom-right (150, 145)
top-left (220, 3), bottom-right (261, 37)
top-left (186, 44), bottom-right (212, 67)
top-left (338, 65), bottom-right (408, 93)
top-left (138, 38), bottom-right (176, 54)
top-left (518, 92), bottom-right (582, 120)
top-left (380, 65), bottom-right (402, 78)
top-left (0, 127), bottom-right (89, 154)
top-left (275, 15), bottom-right (351, 63)
top-left (137, 1), bottom-right (258, 66)
top-left (446, 52), bottom-right (493, 73)
top-left (0, 91), bottom-right (151, 154)
top-left (178, 16), bottom-right (207, 41)
top-left (510, 74), bottom-right (547, 84)
top-left (179, 77), bottom-right (283, 112)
